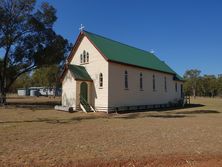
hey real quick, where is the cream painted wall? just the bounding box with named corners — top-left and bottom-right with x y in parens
top-left (108, 62), bottom-right (183, 108)
top-left (70, 36), bottom-right (109, 111)
top-left (62, 70), bottom-right (76, 109)
top-left (63, 35), bottom-right (183, 112)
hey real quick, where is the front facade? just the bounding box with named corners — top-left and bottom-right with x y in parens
top-left (61, 31), bottom-right (184, 113)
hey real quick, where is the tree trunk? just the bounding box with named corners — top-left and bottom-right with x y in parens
top-left (0, 91), bottom-right (6, 105)
top-left (0, 81), bottom-right (6, 105)
top-left (0, 46), bottom-right (11, 105)
top-left (192, 88), bottom-right (196, 99)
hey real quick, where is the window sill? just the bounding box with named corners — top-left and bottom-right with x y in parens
top-left (80, 62), bottom-right (89, 65)
top-left (124, 88), bottom-right (129, 90)
top-left (140, 89), bottom-right (144, 91)
top-left (99, 87), bottom-right (103, 89)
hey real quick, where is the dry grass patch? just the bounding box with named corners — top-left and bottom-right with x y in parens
top-left (0, 97), bottom-right (222, 166)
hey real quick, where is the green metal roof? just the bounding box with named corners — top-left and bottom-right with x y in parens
top-left (68, 64), bottom-right (92, 81)
top-left (175, 74), bottom-right (184, 81)
top-left (84, 31), bottom-right (183, 81)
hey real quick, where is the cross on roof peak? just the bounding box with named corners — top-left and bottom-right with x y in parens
top-left (79, 24), bottom-right (85, 32)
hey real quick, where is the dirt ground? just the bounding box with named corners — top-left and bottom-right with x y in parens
top-left (0, 97), bottom-right (222, 166)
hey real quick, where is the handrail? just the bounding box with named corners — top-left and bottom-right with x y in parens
top-left (80, 96), bottom-right (88, 105)
top-left (80, 103), bottom-right (87, 113)
top-left (80, 96), bottom-right (96, 112)
top-left (80, 96), bottom-right (91, 112)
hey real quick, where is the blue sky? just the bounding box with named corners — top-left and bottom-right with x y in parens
top-left (2, 0), bottom-right (222, 76)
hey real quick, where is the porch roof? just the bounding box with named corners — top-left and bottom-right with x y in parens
top-left (68, 64), bottom-right (92, 81)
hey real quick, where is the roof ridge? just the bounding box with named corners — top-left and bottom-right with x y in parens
top-left (82, 30), bottom-right (183, 80)
top-left (84, 30), bottom-right (154, 56)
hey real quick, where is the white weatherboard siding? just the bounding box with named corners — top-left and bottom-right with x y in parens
top-left (70, 36), bottom-right (109, 112)
top-left (61, 32), bottom-right (184, 113)
top-left (108, 62), bottom-right (183, 108)
top-left (62, 70), bottom-right (76, 109)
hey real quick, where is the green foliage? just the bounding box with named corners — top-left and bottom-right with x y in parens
top-left (183, 70), bottom-right (222, 97)
top-left (9, 73), bottom-right (32, 92)
top-left (217, 77), bottom-right (222, 96)
top-left (183, 69), bottom-right (201, 97)
top-left (0, 0), bottom-right (71, 103)
top-left (9, 65), bottom-right (61, 92)
top-left (31, 65), bottom-right (60, 87)
top-left (184, 69), bottom-right (201, 79)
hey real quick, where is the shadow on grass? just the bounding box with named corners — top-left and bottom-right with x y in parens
top-left (0, 109), bottom-right (220, 125)
top-left (0, 113), bottom-right (187, 124)
top-left (3, 104), bottom-right (57, 110)
top-left (156, 104), bottom-right (205, 111)
top-left (0, 116), bottom-right (108, 124)
top-left (5, 97), bottom-right (61, 110)
top-left (176, 110), bottom-right (220, 114)
top-left (115, 113), bottom-right (188, 119)
top-left (117, 104), bottom-right (205, 114)
top-left (115, 109), bottom-right (220, 120)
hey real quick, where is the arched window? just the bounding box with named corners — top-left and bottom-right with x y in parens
top-left (153, 74), bottom-right (156, 91)
top-left (140, 73), bottom-right (143, 90)
top-left (164, 76), bottom-right (167, 92)
top-left (99, 73), bottom-right (103, 88)
top-left (86, 52), bottom-right (89, 63)
top-left (80, 50), bottom-right (89, 64)
top-left (124, 70), bottom-right (128, 89)
top-left (80, 54), bottom-right (83, 64)
top-left (181, 84), bottom-right (183, 98)
top-left (83, 50), bottom-right (86, 63)
top-left (175, 82), bottom-right (177, 92)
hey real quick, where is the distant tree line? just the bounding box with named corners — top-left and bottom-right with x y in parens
top-left (12, 68), bottom-right (222, 99)
top-left (9, 65), bottom-right (61, 93)
top-left (183, 69), bottom-right (222, 97)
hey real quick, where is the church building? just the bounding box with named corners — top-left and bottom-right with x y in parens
top-left (60, 30), bottom-right (184, 113)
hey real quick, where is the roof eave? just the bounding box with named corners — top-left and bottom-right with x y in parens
top-left (83, 31), bottom-right (109, 61)
top-left (108, 60), bottom-right (175, 75)
top-left (67, 31), bottom-right (85, 63)
top-left (75, 79), bottom-right (93, 82)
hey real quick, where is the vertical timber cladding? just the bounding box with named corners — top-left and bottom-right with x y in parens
top-left (62, 70), bottom-right (77, 109)
top-left (70, 36), bottom-right (109, 112)
top-left (64, 31), bottom-right (184, 112)
top-left (108, 62), bottom-right (183, 108)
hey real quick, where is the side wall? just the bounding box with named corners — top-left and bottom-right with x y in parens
top-left (70, 36), bottom-right (109, 112)
top-left (108, 62), bottom-right (183, 110)
top-left (62, 70), bottom-right (76, 109)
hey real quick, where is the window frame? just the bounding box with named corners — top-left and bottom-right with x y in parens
top-left (164, 76), bottom-right (167, 92)
top-left (80, 50), bottom-right (89, 64)
top-left (83, 51), bottom-right (86, 63)
top-left (124, 70), bottom-right (128, 90)
top-left (99, 73), bottom-right (103, 88)
top-left (175, 82), bottom-right (178, 92)
top-left (153, 74), bottom-right (156, 91)
top-left (86, 52), bottom-right (89, 63)
top-left (80, 54), bottom-right (83, 64)
top-left (140, 72), bottom-right (143, 91)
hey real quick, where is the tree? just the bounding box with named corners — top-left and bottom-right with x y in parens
top-left (0, 0), bottom-right (71, 104)
top-left (217, 76), bottom-right (222, 96)
top-left (183, 79), bottom-right (192, 96)
top-left (31, 65), bottom-right (60, 87)
top-left (9, 72), bottom-right (32, 93)
top-left (31, 65), bottom-right (61, 97)
top-left (183, 69), bottom-right (201, 98)
top-left (201, 75), bottom-right (217, 97)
